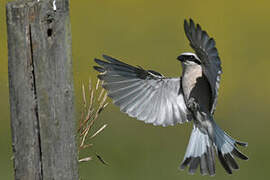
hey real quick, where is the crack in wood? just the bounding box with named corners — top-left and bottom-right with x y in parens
top-left (28, 24), bottom-right (43, 180)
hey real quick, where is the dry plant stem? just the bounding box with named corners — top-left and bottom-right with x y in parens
top-left (82, 84), bottom-right (87, 108)
top-left (80, 128), bottom-right (90, 147)
top-left (80, 144), bottom-right (93, 149)
top-left (88, 78), bottom-right (92, 95)
top-left (90, 124), bottom-right (108, 139)
top-left (78, 157), bottom-right (92, 162)
top-left (98, 88), bottom-right (105, 102)
top-left (78, 78), bottom-right (108, 155)
top-left (78, 78), bottom-right (96, 134)
top-left (78, 84), bottom-right (88, 132)
top-left (89, 90), bottom-right (94, 115)
top-left (96, 153), bottom-right (109, 165)
top-left (96, 79), bottom-right (100, 90)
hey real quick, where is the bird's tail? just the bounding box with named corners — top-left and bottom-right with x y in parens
top-left (180, 122), bottom-right (248, 176)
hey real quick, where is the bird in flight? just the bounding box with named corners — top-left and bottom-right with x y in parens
top-left (93, 19), bottom-right (248, 176)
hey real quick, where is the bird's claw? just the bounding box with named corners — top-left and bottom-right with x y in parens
top-left (187, 97), bottom-right (200, 111)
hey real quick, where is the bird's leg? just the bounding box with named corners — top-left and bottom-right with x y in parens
top-left (187, 97), bottom-right (201, 125)
top-left (187, 97), bottom-right (215, 142)
top-left (187, 97), bottom-right (200, 112)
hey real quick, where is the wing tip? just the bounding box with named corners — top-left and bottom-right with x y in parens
top-left (189, 18), bottom-right (195, 28)
top-left (93, 66), bottom-right (105, 73)
top-left (184, 18), bottom-right (188, 26)
top-left (94, 58), bottom-right (104, 65)
top-left (236, 141), bottom-right (248, 147)
top-left (102, 54), bottom-right (111, 60)
top-left (184, 18), bottom-right (196, 28)
top-left (232, 148), bottom-right (249, 161)
top-left (184, 18), bottom-right (194, 24)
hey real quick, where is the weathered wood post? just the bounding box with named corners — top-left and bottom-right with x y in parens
top-left (6, 0), bottom-right (78, 179)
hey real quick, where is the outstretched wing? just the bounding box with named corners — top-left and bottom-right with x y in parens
top-left (184, 19), bottom-right (222, 114)
top-left (94, 55), bottom-right (192, 127)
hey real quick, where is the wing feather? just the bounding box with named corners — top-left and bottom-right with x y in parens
top-left (184, 19), bottom-right (222, 114)
top-left (94, 55), bottom-right (192, 126)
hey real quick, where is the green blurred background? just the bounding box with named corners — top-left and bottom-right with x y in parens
top-left (1, 0), bottom-right (270, 179)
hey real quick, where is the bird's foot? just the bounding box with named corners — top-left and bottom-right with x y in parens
top-left (187, 97), bottom-right (200, 111)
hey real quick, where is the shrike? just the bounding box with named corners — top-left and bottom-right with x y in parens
top-left (94, 19), bottom-right (248, 176)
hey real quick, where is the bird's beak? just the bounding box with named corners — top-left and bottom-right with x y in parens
top-left (177, 55), bottom-right (184, 62)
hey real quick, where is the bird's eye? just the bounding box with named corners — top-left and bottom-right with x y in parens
top-left (189, 55), bottom-right (194, 59)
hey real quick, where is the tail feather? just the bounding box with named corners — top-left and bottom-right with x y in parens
top-left (180, 123), bottom-right (248, 176)
top-left (213, 121), bottom-right (248, 161)
top-left (180, 126), bottom-right (215, 176)
top-left (206, 145), bottom-right (216, 175)
top-left (224, 153), bottom-right (239, 169)
top-left (218, 150), bottom-right (232, 174)
top-left (189, 157), bottom-right (200, 174)
top-left (200, 153), bottom-right (208, 175)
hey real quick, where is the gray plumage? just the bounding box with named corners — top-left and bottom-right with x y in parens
top-left (94, 55), bottom-right (192, 126)
top-left (94, 18), bottom-right (248, 176)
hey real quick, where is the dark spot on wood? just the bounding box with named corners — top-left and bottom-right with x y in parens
top-left (64, 89), bottom-right (70, 96)
top-left (47, 28), bottom-right (52, 37)
top-left (46, 14), bottom-right (54, 24)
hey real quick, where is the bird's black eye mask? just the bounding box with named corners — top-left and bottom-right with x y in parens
top-left (188, 56), bottom-right (201, 65)
top-left (178, 55), bottom-right (201, 65)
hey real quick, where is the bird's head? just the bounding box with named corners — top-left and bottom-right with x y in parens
top-left (177, 52), bottom-right (201, 66)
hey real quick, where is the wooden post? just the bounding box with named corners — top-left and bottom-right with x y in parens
top-left (6, 0), bottom-right (78, 179)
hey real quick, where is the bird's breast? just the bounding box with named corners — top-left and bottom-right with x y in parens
top-left (181, 65), bottom-right (212, 113)
top-left (182, 65), bottom-right (203, 98)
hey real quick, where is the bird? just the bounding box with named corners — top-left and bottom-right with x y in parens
top-left (93, 18), bottom-right (248, 176)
